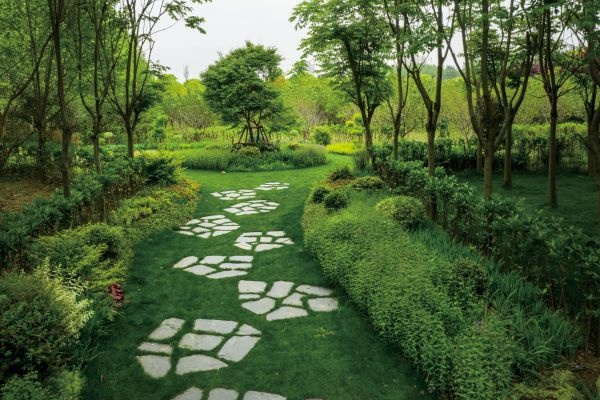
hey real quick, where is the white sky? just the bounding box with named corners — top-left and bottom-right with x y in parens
top-left (152, 0), bottom-right (306, 81)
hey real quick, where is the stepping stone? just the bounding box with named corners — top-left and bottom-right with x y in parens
top-left (235, 232), bottom-right (293, 252)
top-left (208, 389), bottom-right (239, 400)
top-left (218, 335), bottom-right (261, 362)
top-left (282, 293), bottom-right (304, 307)
top-left (173, 256), bottom-right (255, 280)
top-left (255, 182), bottom-right (289, 191)
top-left (207, 270), bottom-right (247, 279)
top-left (176, 355), bottom-right (227, 374)
top-left (177, 216), bottom-right (240, 239)
top-left (149, 318), bottom-right (185, 341)
top-left (173, 388), bottom-right (203, 400)
top-left (224, 200), bottom-right (281, 216)
top-left (239, 294), bottom-right (261, 300)
top-left (239, 280), bottom-right (267, 293)
top-left (194, 319), bottom-right (238, 334)
top-left (230, 255), bottom-right (253, 262)
top-left (137, 355), bottom-right (171, 379)
top-left (179, 333), bottom-right (224, 351)
top-left (138, 342), bottom-right (172, 355)
top-left (296, 285), bottom-right (334, 297)
top-left (186, 265), bottom-right (216, 276)
top-left (243, 392), bottom-right (286, 400)
top-left (174, 256), bottom-right (198, 269)
top-left (308, 298), bottom-right (339, 312)
top-left (242, 298), bottom-right (276, 314)
top-left (211, 190), bottom-right (257, 201)
top-left (220, 262), bottom-right (253, 270)
top-left (201, 256), bottom-right (227, 264)
top-left (237, 324), bottom-right (261, 336)
top-left (266, 307), bottom-right (308, 321)
top-left (266, 281), bottom-right (294, 299)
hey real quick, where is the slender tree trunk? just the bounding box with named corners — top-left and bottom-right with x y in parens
top-left (393, 126), bottom-right (399, 160)
top-left (125, 121), bottom-right (134, 158)
top-left (36, 125), bottom-right (48, 180)
top-left (483, 141), bottom-right (494, 200)
top-left (503, 122), bottom-right (513, 188)
top-left (427, 125), bottom-right (436, 176)
top-left (477, 141), bottom-right (483, 173)
top-left (548, 95), bottom-right (559, 207)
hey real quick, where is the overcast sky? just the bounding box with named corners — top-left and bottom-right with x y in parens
top-left (152, 0), bottom-right (306, 82)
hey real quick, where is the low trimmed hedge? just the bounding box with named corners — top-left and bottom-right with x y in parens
top-left (302, 188), bottom-right (575, 398)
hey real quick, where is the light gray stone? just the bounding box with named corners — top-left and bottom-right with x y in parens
top-left (230, 255), bottom-right (253, 262)
top-left (137, 355), bottom-right (171, 379)
top-left (179, 333), bottom-right (223, 351)
top-left (267, 231), bottom-right (285, 237)
top-left (199, 232), bottom-right (212, 239)
top-left (235, 243), bottom-right (253, 251)
top-left (212, 231), bottom-right (230, 237)
top-left (282, 293), bottom-right (304, 307)
top-left (237, 236), bottom-right (257, 243)
top-left (178, 231), bottom-right (194, 236)
top-left (174, 256), bottom-right (198, 269)
top-left (175, 355), bottom-right (227, 374)
top-left (220, 262), bottom-right (252, 270)
top-left (201, 256), bottom-right (226, 264)
top-left (295, 285), bottom-right (334, 297)
top-left (242, 298), bottom-right (276, 315)
top-left (199, 222), bottom-right (216, 228)
top-left (213, 225), bottom-right (240, 231)
top-left (194, 319), bottom-right (238, 334)
top-left (238, 280), bottom-right (267, 293)
top-left (242, 391), bottom-right (286, 400)
top-left (186, 219), bottom-right (201, 225)
top-left (266, 307), bottom-right (308, 321)
top-left (208, 388), bottom-right (239, 400)
top-left (260, 236), bottom-right (273, 243)
top-left (255, 244), bottom-right (282, 252)
top-left (193, 227), bottom-right (210, 233)
top-left (218, 335), bottom-right (261, 362)
top-left (138, 342), bottom-right (172, 355)
top-left (308, 298), bottom-right (339, 312)
top-left (149, 318), bottom-right (185, 341)
top-left (236, 324), bottom-right (261, 336)
top-left (241, 232), bottom-right (262, 236)
top-left (224, 208), bottom-right (238, 213)
top-left (275, 238), bottom-right (294, 245)
top-left (204, 215), bottom-right (226, 220)
top-left (206, 270), bottom-right (247, 279)
top-left (239, 294), bottom-right (260, 300)
top-left (185, 265), bottom-right (216, 276)
top-left (173, 388), bottom-right (203, 400)
top-left (266, 281), bottom-right (294, 299)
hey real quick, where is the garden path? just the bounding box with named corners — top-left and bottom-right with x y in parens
top-left (83, 158), bottom-right (435, 400)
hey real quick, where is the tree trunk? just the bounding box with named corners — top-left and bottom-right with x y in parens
top-left (503, 124), bottom-right (513, 188)
top-left (548, 96), bottom-right (559, 207)
top-left (483, 141), bottom-right (494, 200)
top-left (126, 122), bottom-right (134, 158)
top-left (92, 135), bottom-right (101, 174)
top-left (589, 123), bottom-right (597, 177)
top-left (427, 125), bottom-right (436, 176)
top-left (477, 141), bottom-right (483, 173)
top-left (393, 127), bottom-right (399, 160)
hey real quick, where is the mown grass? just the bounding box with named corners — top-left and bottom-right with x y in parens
top-left (457, 170), bottom-right (598, 237)
top-left (82, 154), bottom-right (435, 400)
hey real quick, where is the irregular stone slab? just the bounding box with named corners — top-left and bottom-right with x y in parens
top-left (241, 232), bottom-right (262, 236)
top-left (255, 244), bottom-right (283, 252)
top-left (137, 355), bottom-right (171, 379)
top-left (179, 333), bottom-right (224, 351)
top-left (266, 281), bottom-right (294, 299)
top-left (220, 262), bottom-right (252, 270)
top-left (174, 256), bottom-right (198, 269)
top-left (185, 265), bottom-right (216, 276)
top-left (255, 182), bottom-right (289, 191)
top-left (230, 255), bottom-right (253, 262)
top-left (237, 236), bottom-right (258, 243)
top-left (242, 298), bottom-right (276, 315)
top-left (218, 335), bottom-right (261, 362)
top-left (176, 355), bottom-right (227, 374)
top-left (239, 280), bottom-right (267, 293)
top-left (178, 216), bottom-right (240, 239)
top-left (200, 256), bottom-right (226, 265)
top-left (266, 307), bottom-right (308, 321)
top-left (235, 243), bottom-right (253, 251)
top-left (260, 236), bottom-right (273, 243)
top-left (282, 293), bottom-right (304, 307)
top-left (149, 318), bottom-right (185, 341)
top-left (275, 238), bottom-right (294, 245)
top-left (194, 319), bottom-right (238, 334)
top-left (235, 232), bottom-right (294, 252)
top-left (207, 270), bottom-right (247, 279)
top-left (208, 388), bottom-right (239, 400)
top-left (211, 190), bottom-right (257, 201)
top-left (308, 297), bottom-right (339, 312)
top-left (172, 387), bottom-right (203, 400)
top-left (237, 324), bottom-right (261, 336)
top-left (267, 231), bottom-right (285, 237)
top-left (224, 200), bottom-right (281, 216)
top-left (239, 294), bottom-right (260, 300)
top-left (243, 391), bottom-right (286, 400)
top-left (138, 342), bottom-right (172, 355)
top-left (177, 230), bottom-right (194, 236)
top-left (295, 285), bottom-right (334, 297)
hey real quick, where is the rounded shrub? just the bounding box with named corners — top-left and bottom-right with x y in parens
top-left (0, 269), bottom-right (91, 382)
top-left (350, 176), bottom-right (385, 191)
top-left (328, 165), bottom-right (354, 182)
top-left (287, 142), bottom-right (302, 151)
top-left (236, 146), bottom-right (261, 157)
top-left (323, 190), bottom-right (350, 211)
top-left (376, 196), bottom-right (426, 229)
top-left (311, 185), bottom-right (331, 203)
top-left (312, 126), bottom-right (331, 145)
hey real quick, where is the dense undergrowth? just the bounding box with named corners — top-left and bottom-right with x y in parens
top-left (302, 170), bottom-right (579, 399)
top-left (0, 153), bottom-right (199, 398)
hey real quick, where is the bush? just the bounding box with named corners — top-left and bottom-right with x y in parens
top-left (350, 176), bottom-right (385, 191)
top-left (311, 185), bottom-right (331, 203)
top-left (0, 370), bottom-right (83, 400)
top-left (140, 154), bottom-right (181, 185)
top-left (376, 196), bottom-right (426, 229)
top-left (313, 126), bottom-right (332, 145)
top-left (236, 146), bottom-right (261, 157)
top-left (287, 142), bottom-right (302, 150)
top-left (326, 142), bottom-right (356, 155)
top-left (0, 269), bottom-right (91, 382)
top-left (323, 189), bottom-right (349, 211)
top-left (328, 165), bottom-right (354, 182)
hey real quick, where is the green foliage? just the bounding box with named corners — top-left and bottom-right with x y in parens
top-left (310, 184), bottom-right (331, 203)
top-left (323, 189), bottom-right (349, 211)
top-left (236, 146), bottom-right (261, 157)
top-left (0, 370), bottom-right (83, 400)
top-left (510, 370), bottom-right (584, 400)
top-left (328, 165), bottom-right (354, 182)
top-left (376, 196), bottom-right (426, 229)
top-left (350, 176), bottom-right (385, 191)
top-left (313, 126), bottom-right (332, 145)
top-left (0, 269), bottom-right (91, 382)
top-left (140, 153), bottom-right (182, 185)
top-left (326, 142), bottom-right (356, 155)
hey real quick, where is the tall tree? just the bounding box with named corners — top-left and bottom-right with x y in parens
top-left (292, 0), bottom-right (391, 151)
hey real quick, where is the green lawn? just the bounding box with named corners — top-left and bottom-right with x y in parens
top-left (457, 170), bottom-right (599, 237)
top-left (83, 155), bottom-right (434, 400)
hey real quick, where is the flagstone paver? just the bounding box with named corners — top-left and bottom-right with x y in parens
top-left (254, 182), bottom-right (289, 191)
top-left (211, 190), bottom-right (257, 201)
top-left (224, 200), bottom-right (280, 216)
top-left (173, 256), bottom-right (255, 279)
top-left (171, 388), bottom-right (322, 400)
top-left (177, 216), bottom-right (240, 238)
top-left (234, 232), bottom-right (294, 252)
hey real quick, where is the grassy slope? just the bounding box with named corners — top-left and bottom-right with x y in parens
top-left (457, 170), bottom-right (598, 237)
top-left (83, 155), bottom-right (434, 400)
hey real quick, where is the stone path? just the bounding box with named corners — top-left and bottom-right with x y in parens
top-left (254, 182), bottom-right (289, 191)
top-left (234, 231), bottom-right (294, 252)
top-left (211, 189), bottom-right (257, 201)
top-left (177, 215), bottom-right (240, 238)
top-left (172, 387), bottom-right (322, 400)
top-left (173, 255), bottom-right (254, 279)
top-left (224, 200), bottom-right (280, 216)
